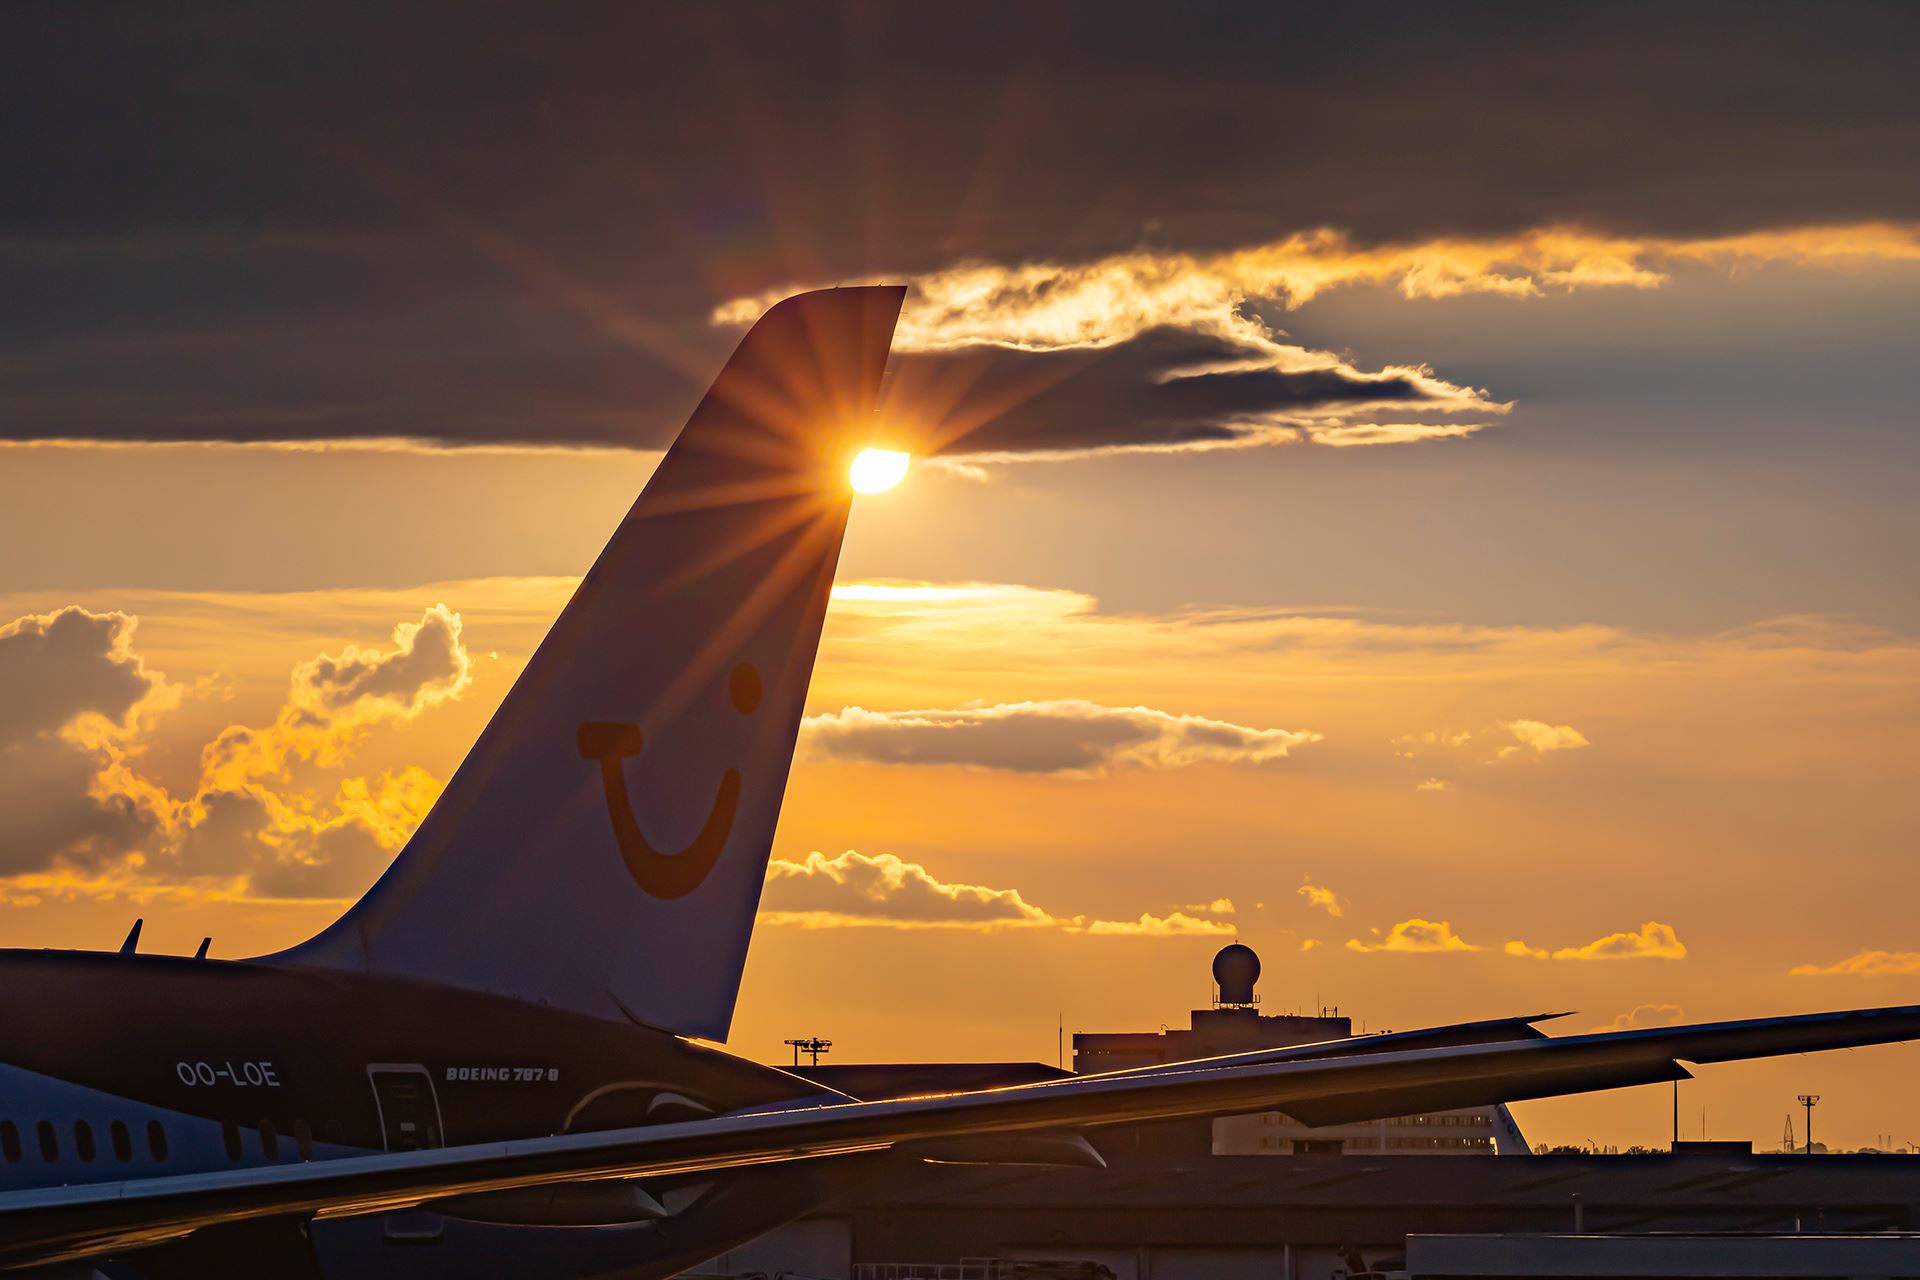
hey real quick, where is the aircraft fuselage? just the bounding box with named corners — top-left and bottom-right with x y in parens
top-left (0, 949), bottom-right (821, 1196)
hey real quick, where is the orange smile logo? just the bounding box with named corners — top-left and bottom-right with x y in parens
top-left (578, 662), bottom-right (762, 900)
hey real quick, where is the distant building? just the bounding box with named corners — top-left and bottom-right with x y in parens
top-left (1072, 944), bottom-right (1530, 1156)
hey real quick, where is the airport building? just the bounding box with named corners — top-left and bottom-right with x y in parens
top-left (690, 946), bottom-right (1920, 1280)
top-left (1075, 944), bottom-right (1530, 1158)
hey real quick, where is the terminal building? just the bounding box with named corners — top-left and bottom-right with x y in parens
top-left (689, 945), bottom-right (1920, 1280)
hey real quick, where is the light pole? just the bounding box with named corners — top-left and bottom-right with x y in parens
top-left (1798, 1094), bottom-right (1821, 1154)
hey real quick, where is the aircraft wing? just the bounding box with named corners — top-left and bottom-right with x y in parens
top-left (5, 1003), bottom-right (1918, 1268)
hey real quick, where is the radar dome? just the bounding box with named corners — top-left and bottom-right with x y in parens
top-left (1212, 943), bottom-right (1261, 1006)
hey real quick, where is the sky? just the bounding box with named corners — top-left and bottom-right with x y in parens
top-left (2, 2), bottom-right (1918, 1151)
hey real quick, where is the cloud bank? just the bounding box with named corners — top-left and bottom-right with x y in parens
top-left (802, 699), bottom-right (1318, 775)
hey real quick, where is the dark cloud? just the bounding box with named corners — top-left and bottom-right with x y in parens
top-left (885, 327), bottom-right (1442, 458)
top-left (0, 608), bottom-right (165, 872)
top-left (0, 608), bottom-right (155, 744)
top-left (802, 699), bottom-right (1316, 773)
top-left (0, 2), bottom-right (1915, 447)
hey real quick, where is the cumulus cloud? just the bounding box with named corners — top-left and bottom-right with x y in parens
top-left (801, 699), bottom-right (1318, 775)
top-left (1298, 878), bottom-right (1345, 917)
top-left (179, 767), bottom-right (443, 901)
top-left (760, 849), bottom-right (1232, 937)
top-left (1508, 922), bottom-right (1688, 962)
top-left (167, 609), bottom-right (468, 896)
top-left (1594, 1003), bottom-right (1686, 1033)
top-left (0, 608), bottom-right (175, 874)
top-left (1790, 949), bottom-right (1920, 977)
top-left (292, 607), bottom-right (473, 716)
top-left (0, 604), bottom-right (468, 902)
top-left (202, 605), bottom-right (472, 787)
top-left (1346, 918), bottom-right (1481, 954)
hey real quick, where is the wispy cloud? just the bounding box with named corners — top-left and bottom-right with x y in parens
top-left (1791, 949), bottom-right (1920, 977)
top-left (1394, 718), bottom-right (1591, 789)
top-left (1298, 877), bottom-right (1345, 917)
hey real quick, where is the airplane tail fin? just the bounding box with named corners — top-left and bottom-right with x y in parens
top-left (270, 286), bottom-right (906, 1039)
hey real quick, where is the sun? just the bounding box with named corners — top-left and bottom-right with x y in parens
top-left (848, 448), bottom-right (910, 494)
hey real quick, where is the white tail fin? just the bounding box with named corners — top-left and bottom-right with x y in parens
top-left (271, 286), bottom-right (906, 1038)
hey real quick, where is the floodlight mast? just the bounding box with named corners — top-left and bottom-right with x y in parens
top-left (785, 1036), bottom-right (834, 1067)
top-left (1798, 1094), bottom-right (1822, 1154)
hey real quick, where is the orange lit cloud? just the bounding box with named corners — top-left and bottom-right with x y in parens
top-left (760, 849), bottom-right (1233, 937)
top-left (1298, 878), bottom-right (1345, 917)
top-left (1085, 912), bottom-right (1236, 938)
top-left (1347, 918), bottom-right (1481, 954)
top-left (1791, 950), bottom-right (1920, 977)
top-left (0, 603), bottom-right (471, 904)
top-left (1500, 720), bottom-right (1592, 756)
top-left (1508, 922), bottom-right (1688, 962)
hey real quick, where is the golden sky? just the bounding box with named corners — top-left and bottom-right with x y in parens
top-left (5, 4), bottom-right (1920, 1153)
top-left (4, 276), bottom-right (1918, 1146)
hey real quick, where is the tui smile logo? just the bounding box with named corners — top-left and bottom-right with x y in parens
top-left (577, 662), bottom-right (762, 900)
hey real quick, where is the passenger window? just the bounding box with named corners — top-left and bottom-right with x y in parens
top-left (0, 1121), bottom-right (17, 1163)
top-left (74, 1120), bottom-right (96, 1162)
top-left (221, 1121), bottom-right (241, 1161)
top-left (147, 1119), bottom-right (169, 1162)
top-left (36, 1120), bottom-right (57, 1162)
top-left (293, 1119), bottom-right (314, 1162)
top-left (110, 1119), bottom-right (132, 1162)
top-left (259, 1120), bottom-right (279, 1163)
